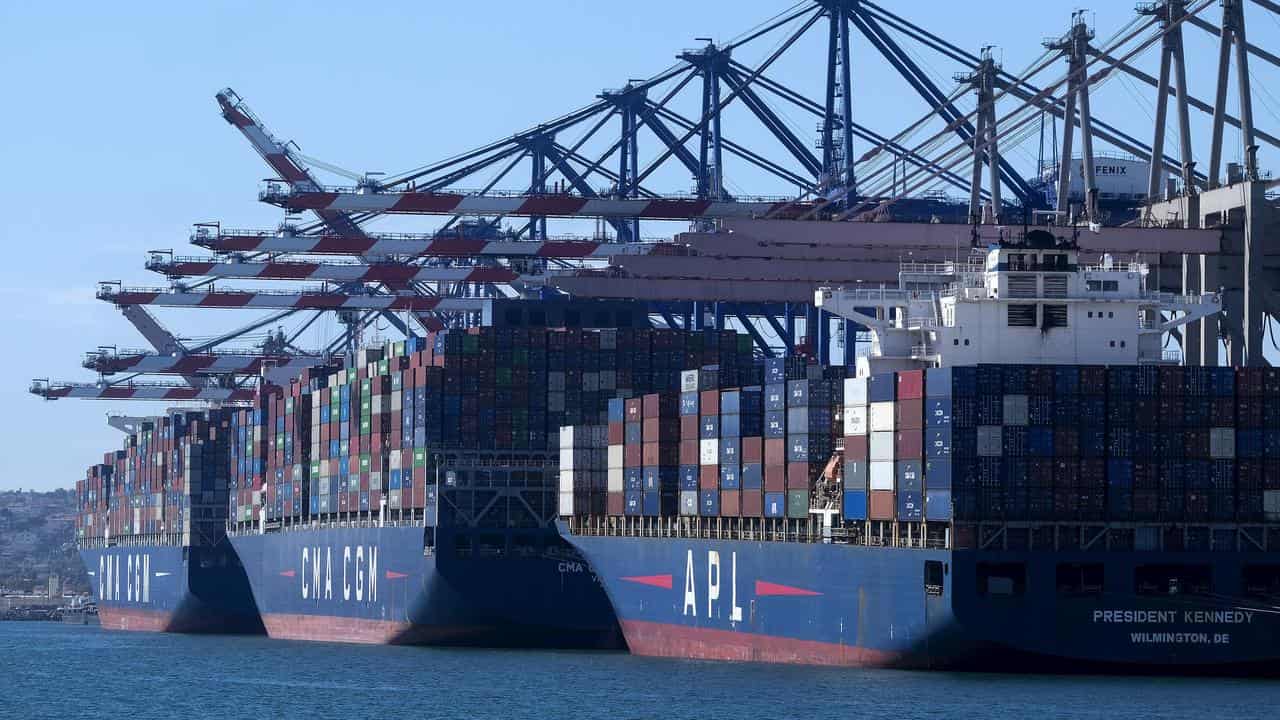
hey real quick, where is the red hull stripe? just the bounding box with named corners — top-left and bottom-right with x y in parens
top-left (755, 580), bottom-right (822, 597)
top-left (262, 613), bottom-right (411, 645)
top-left (620, 619), bottom-right (904, 668)
top-left (98, 607), bottom-right (174, 633)
top-left (620, 574), bottom-right (674, 590)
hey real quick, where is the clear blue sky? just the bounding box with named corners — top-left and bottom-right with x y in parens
top-left (2, 1), bottom-right (1278, 490)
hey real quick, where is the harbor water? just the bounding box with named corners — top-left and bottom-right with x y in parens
top-left (3, 622), bottom-right (1276, 719)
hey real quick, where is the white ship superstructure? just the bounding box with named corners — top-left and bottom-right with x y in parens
top-left (816, 230), bottom-right (1221, 376)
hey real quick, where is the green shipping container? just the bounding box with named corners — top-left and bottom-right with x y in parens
top-left (787, 490), bottom-right (809, 519)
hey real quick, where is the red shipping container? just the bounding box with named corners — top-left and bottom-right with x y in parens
top-left (764, 438), bottom-right (786, 466)
top-left (411, 483), bottom-right (425, 508)
top-left (607, 492), bottom-right (625, 516)
top-left (642, 418), bottom-right (661, 443)
top-left (680, 416), bottom-right (699, 441)
top-left (741, 490), bottom-right (763, 517)
top-left (699, 390), bottom-right (720, 415)
top-left (787, 462), bottom-right (811, 489)
top-left (642, 443), bottom-right (662, 466)
top-left (764, 465), bottom-right (786, 492)
top-left (895, 430), bottom-right (923, 459)
top-left (700, 465), bottom-right (719, 490)
top-left (625, 398), bottom-right (642, 422)
top-left (607, 423), bottom-right (624, 445)
top-left (895, 399), bottom-right (923, 430)
top-left (624, 444), bottom-right (643, 468)
top-left (680, 440), bottom-right (699, 465)
top-left (869, 490), bottom-right (896, 519)
top-left (839, 435), bottom-right (870, 456)
top-left (642, 393), bottom-right (661, 418)
top-left (741, 436), bottom-right (763, 464)
top-left (721, 490), bottom-right (741, 517)
top-left (896, 370), bottom-right (924, 400)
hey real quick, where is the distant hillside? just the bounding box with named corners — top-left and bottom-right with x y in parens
top-left (0, 489), bottom-right (86, 593)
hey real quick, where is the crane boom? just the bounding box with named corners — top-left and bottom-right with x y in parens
top-left (216, 88), bottom-right (368, 238)
top-left (258, 183), bottom-right (809, 220)
top-left (191, 227), bottom-right (662, 259)
top-left (96, 285), bottom-right (489, 313)
top-left (148, 257), bottom-right (526, 285)
top-left (84, 349), bottom-right (326, 376)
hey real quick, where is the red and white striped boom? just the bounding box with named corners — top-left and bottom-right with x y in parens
top-left (84, 349), bottom-right (326, 376)
top-left (190, 226), bottom-right (664, 259)
top-left (258, 183), bottom-right (810, 220)
top-left (96, 285), bottom-right (490, 312)
top-left (148, 256), bottom-right (526, 285)
top-left (31, 379), bottom-right (257, 404)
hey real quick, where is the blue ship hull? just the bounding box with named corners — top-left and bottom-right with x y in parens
top-left (81, 542), bottom-right (264, 634)
top-left (231, 525), bottom-right (622, 648)
top-left (562, 527), bottom-right (1280, 674)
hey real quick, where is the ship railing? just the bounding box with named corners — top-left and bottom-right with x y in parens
top-left (1082, 261), bottom-right (1147, 274)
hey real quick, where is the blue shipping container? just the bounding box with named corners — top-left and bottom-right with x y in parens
top-left (764, 492), bottom-right (786, 518)
top-left (925, 490), bottom-right (952, 521)
top-left (843, 491), bottom-right (868, 520)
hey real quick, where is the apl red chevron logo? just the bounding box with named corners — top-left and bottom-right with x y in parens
top-left (621, 574), bottom-right (674, 589)
top-left (755, 580), bottom-right (821, 597)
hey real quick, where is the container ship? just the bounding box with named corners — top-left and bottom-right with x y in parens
top-left (74, 410), bottom-right (264, 634)
top-left (224, 320), bottom-right (760, 647)
top-left (559, 233), bottom-right (1280, 674)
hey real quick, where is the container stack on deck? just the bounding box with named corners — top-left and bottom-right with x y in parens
top-left (561, 364), bottom-right (1280, 548)
top-left (76, 410), bottom-right (233, 547)
top-left (227, 326), bottom-right (759, 530)
top-left (565, 358), bottom-right (843, 524)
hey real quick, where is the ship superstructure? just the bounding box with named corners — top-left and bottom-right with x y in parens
top-left (815, 230), bottom-right (1221, 375)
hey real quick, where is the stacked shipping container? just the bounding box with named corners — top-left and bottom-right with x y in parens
top-left (562, 364), bottom-right (1280, 537)
top-left (227, 326), bottom-right (759, 530)
top-left (76, 410), bottom-right (233, 548)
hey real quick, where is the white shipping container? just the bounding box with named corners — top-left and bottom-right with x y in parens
top-left (1210, 428), bottom-right (1236, 459)
top-left (390, 392), bottom-right (402, 411)
top-left (1003, 395), bottom-right (1029, 426)
top-left (608, 445), bottom-right (625, 469)
top-left (870, 431), bottom-right (895, 462)
top-left (681, 370), bottom-right (700, 393)
top-left (869, 461), bottom-right (896, 491)
top-left (558, 492), bottom-right (576, 517)
top-left (977, 426), bottom-right (1003, 457)
top-left (389, 453), bottom-right (401, 470)
top-left (869, 402), bottom-right (896, 432)
top-left (607, 468), bottom-right (625, 493)
top-left (559, 470), bottom-right (576, 493)
top-left (559, 425), bottom-right (579, 449)
top-left (700, 438), bottom-right (720, 465)
top-left (679, 491), bottom-right (699, 516)
top-left (843, 406), bottom-right (868, 436)
top-left (844, 377), bottom-right (868, 406)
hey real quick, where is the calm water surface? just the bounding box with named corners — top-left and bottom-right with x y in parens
top-left (3, 623), bottom-right (1276, 719)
